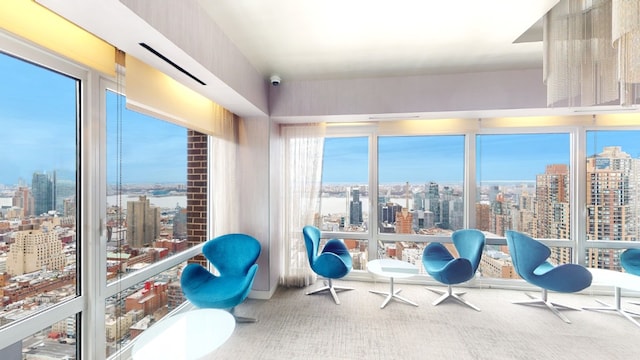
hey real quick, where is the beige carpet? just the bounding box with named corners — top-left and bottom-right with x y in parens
top-left (208, 280), bottom-right (640, 360)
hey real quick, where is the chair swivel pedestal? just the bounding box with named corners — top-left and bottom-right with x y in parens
top-left (427, 283), bottom-right (479, 311)
top-left (303, 225), bottom-right (354, 305)
top-left (514, 287), bottom-right (583, 324)
top-left (306, 278), bottom-right (354, 305)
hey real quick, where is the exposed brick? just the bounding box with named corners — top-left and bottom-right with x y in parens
top-left (187, 129), bottom-right (208, 248)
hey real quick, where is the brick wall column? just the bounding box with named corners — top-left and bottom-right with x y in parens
top-left (187, 130), bottom-right (208, 266)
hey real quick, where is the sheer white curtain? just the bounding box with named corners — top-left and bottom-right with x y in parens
top-left (210, 106), bottom-right (238, 237)
top-left (280, 123), bottom-right (326, 287)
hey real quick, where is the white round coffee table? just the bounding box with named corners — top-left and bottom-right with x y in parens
top-left (367, 258), bottom-right (419, 309)
top-left (132, 308), bottom-right (235, 359)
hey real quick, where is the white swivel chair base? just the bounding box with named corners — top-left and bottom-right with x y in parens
top-left (230, 307), bottom-right (257, 323)
top-left (513, 289), bottom-right (581, 324)
top-left (306, 278), bottom-right (354, 305)
top-left (426, 285), bottom-right (480, 311)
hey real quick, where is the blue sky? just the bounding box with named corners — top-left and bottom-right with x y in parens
top-left (0, 54), bottom-right (77, 184)
top-left (3, 52), bottom-right (640, 187)
top-left (0, 53), bottom-right (186, 186)
top-left (322, 131), bottom-right (640, 184)
top-left (106, 91), bottom-right (187, 184)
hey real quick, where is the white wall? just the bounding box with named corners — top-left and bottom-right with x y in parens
top-left (268, 69), bottom-right (547, 122)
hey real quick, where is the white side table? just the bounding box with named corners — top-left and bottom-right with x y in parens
top-left (132, 308), bottom-right (235, 359)
top-left (584, 268), bottom-right (640, 328)
top-left (367, 259), bottom-right (419, 309)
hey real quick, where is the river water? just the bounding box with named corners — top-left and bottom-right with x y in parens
top-left (1, 196), bottom-right (413, 214)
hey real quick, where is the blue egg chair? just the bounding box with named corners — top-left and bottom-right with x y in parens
top-left (422, 229), bottom-right (486, 311)
top-left (180, 233), bottom-right (261, 323)
top-left (303, 225), bottom-right (354, 304)
top-left (505, 230), bottom-right (592, 323)
top-left (621, 248), bottom-right (640, 306)
top-left (621, 248), bottom-right (640, 276)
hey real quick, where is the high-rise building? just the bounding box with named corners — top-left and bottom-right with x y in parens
top-left (349, 187), bottom-right (363, 226)
top-left (379, 202), bottom-right (402, 225)
top-left (449, 197), bottom-right (464, 230)
top-left (535, 164), bottom-right (570, 266)
top-left (172, 207), bottom-right (187, 239)
top-left (536, 164), bottom-right (569, 239)
top-left (6, 224), bottom-right (65, 275)
top-left (492, 192), bottom-right (512, 237)
top-left (32, 172), bottom-right (54, 216)
top-left (515, 190), bottom-right (537, 235)
top-left (439, 186), bottom-right (454, 229)
top-left (127, 196), bottom-right (161, 248)
top-left (586, 146), bottom-right (637, 270)
top-left (55, 179), bottom-right (75, 214)
top-left (12, 186), bottom-right (32, 217)
top-left (476, 202), bottom-right (492, 233)
top-left (395, 208), bottom-right (413, 234)
top-left (413, 192), bottom-right (424, 211)
top-left (427, 182), bottom-right (441, 225)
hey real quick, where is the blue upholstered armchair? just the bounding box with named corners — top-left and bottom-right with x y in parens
top-left (180, 233), bottom-right (261, 322)
top-left (621, 248), bottom-right (640, 306)
top-left (422, 229), bottom-right (486, 311)
top-left (621, 248), bottom-right (640, 276)
top-left (505, 230), bottom-right (592, 323)
top-left (303, 225), bottom-right (354, 304)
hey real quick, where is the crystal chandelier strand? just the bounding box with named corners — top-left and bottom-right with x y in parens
top-left (612, 0), bottom-right (640, 105)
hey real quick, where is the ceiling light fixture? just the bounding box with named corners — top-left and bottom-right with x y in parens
top-left (544, 0), bottom-right (640, 107)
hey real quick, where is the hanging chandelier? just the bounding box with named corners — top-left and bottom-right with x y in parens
top-left (544, 0), bottom-right (640, 107)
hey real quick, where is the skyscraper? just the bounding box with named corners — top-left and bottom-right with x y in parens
top-left (536, 164), bottom-right (569, 239)
top-left (349, 187), bottom-right (363, 226)
top-left (536, 164), bottom-right (570, 265)
top-left (127, 196), bottom-right (161, 248)
top-left (12, 186), bottom-right (32, 217)
top-left (55, 179), bottom-right (75, 214)
top-left (395, 208), bottom-right (413, 234)
top-left (172, 207), bottom-right (187, 239)
top-left (427, 182), bottom-right (441, 225)
top-left (586, 146), bottom-right (637, 270)
top-left (379, 202), bottom-right (402, 225)
top-left (32, 172), bottom-right (54, 216)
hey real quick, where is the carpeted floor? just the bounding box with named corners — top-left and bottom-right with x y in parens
top-left (208, 280), bottom-right (640, 360)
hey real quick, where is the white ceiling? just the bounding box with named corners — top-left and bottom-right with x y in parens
top-left (35, 0), bottom-right (562, 118)
top-left (197, 0), bottom-right (559, 81)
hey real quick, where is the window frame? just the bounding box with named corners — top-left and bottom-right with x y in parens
top-left (323, 122), bottom-right (640, 278)
top-left (99, 79), bottom-right (207, 359)
top-left (0, 30), bottom-right (86, 354)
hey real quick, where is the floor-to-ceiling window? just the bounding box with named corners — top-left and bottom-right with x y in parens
top-left (475, 133), bottom-right (571, 279)
top-left (319, 121), bottom-right (640, 282)
top-left (585, 129), bottom-right (640, 271)
top-left (319, 136), bottom-right (369, 270)
top-left (103, 88), bottom-right (197, 356)
top-left (0, 39), bottom-right (82, 360)
top-left (377, 135), bottom-right (465, 274)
